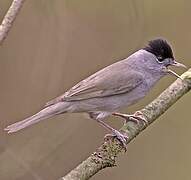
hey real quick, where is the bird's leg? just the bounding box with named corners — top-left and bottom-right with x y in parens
top-left (112, 112), bottom-right (139, 124)
top-left (112, 111), bottom-right (148, 125)
top-left (95, 119), bottom-right (128, 149)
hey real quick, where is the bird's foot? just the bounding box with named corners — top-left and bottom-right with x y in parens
top-left (130, 111), bottom-right (148, 125)
top-left (104, 130), bottom-right (128, 150)
top-left (112, 111), bottom-right (148, 126)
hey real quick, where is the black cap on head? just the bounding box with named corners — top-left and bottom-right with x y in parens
top-left (143, 38), bottom-right (174, 61)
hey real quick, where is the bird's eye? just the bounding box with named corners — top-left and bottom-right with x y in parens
top-left (157, 56), bottom-right (163, 62)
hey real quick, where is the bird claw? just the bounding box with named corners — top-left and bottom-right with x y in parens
top-left (132, 111), bottom-right (148, 125)
top-left (120, 111), bottom-right (148, 125)
top-left (112, 111), bottom-right (148, 126)
top-left (104, 130), bottom-right (128, 151)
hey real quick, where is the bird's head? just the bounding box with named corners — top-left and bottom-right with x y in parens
top-left (143, 38), bottom-right (186, 78)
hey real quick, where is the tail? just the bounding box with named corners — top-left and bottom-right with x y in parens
top-left (4, 102), bottom-right (69, 133)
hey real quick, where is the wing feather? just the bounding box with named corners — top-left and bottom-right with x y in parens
top-left (45, 61), bottom-right (143, 106)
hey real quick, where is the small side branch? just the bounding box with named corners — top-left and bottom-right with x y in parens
top-left (0, 0), bottom-right (26, 44)
top-left (61, 69), bottom-right (191, 180)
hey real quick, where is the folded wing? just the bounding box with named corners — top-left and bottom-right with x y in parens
top-left (45, 62), bottom-right (143, 106)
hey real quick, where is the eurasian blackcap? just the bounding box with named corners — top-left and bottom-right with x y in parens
top-left (5, 38), bottom-right (186, 146)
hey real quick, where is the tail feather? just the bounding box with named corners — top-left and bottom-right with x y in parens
top-left (4, 102), bottom-right (68, 133)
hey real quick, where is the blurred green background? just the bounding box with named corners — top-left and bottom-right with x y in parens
top-left (0, 0), bottom-right (191, 179)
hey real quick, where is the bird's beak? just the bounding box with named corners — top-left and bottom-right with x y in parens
top-left (166, 60), bottom-right (187, 79)
top-left (170, 60), bottom-right (187, 68)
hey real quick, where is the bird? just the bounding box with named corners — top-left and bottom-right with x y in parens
top-left (5, 38), bottom-right (186, 147)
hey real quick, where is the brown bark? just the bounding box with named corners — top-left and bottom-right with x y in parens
top-left (0, 0), bottom-right (26, 44)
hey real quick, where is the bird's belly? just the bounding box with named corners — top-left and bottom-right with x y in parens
top-left (67, 83), bottom-right (149, 113)
top-left (104, 83), bottom-right (148, 110)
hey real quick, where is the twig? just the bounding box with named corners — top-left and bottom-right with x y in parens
top-left (61, 69), bottom-right (191, 180)
top-left (0, 0), bottom-right (26, 44)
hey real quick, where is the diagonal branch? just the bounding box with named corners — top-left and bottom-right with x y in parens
top-left (0, 0), bottom-right (26, 45)
top-left (61, 69), bottom-right (191, 180)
